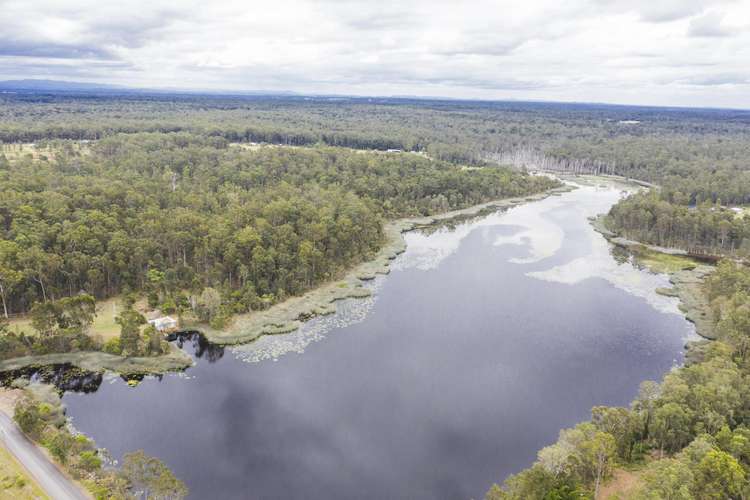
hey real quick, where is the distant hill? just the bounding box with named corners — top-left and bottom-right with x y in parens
top-left (0, 79), bottom-right (128, 92)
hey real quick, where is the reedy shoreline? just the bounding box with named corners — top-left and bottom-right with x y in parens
top-left (0, 185), bottom-right (573, 376)
top-left (590, 213), bottom-right (716, 343)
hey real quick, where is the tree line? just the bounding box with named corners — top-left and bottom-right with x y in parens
top-left (606, 192), bottom-right (750, 256)
top-left (2, 93), bottom-right (749, 177)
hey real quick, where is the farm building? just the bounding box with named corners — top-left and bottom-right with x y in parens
top-left (148, 316), bottom-right (179, 332)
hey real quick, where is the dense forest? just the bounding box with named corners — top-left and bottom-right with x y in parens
top-left (606, 192), bottom-right (750, 256)
top-left (0, 128), bottom-right (556, 358)
top-left (488, 260), bottom-right (750, 499)
top-left (1, 93), bottom-right (749, 202)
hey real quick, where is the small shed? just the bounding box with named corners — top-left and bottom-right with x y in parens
top-left (148, 316), bottom-right (178, 332)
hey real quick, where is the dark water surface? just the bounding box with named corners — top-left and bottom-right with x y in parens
top-left (63, 181), bottom-right (692, 500)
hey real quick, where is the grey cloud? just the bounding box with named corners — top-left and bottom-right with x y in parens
top-left (88, 9), bottom-right (192, 48)
top-left (342, 12), bottom-right (414, 31)
top-left (1, 4), bottom-right (189, 60)
top-left (594, 0), bottom-right (727, 23)
top-left (677, 73), bottom-right (749, 86)
top-left (688, 11), bottom-right (733, 37)
top-left (320, 63), bottom-right (551, 91)
top-left (420, 77), bottom-right (550, 91)
top-left (188, 59), bottom-right (550, 93)
top-left (432, 40), bottom-right (524, 57)
top-left (0, 58), bottom-right (133, 83)
top-left (638, 2), bottom-right (705, 22)
top-left (0, 39), bottom-right (116, 60)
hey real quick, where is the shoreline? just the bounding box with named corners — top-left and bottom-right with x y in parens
top-left (0, 343), bottom-right (194, 376)
top-left (0, 184), bottom-right (572, 376)
top-left (192, 184), bottom-right (575, 345)
top-left (590, 213), bottom-right (716, 342)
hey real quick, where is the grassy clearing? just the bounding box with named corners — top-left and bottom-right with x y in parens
top-left (597, 466), bottom-right (644, 499)
top-left (0, 444), bottom-right (49, 500)
top-left (634, 249), bottom-right (697, 274)
top-left (7, 297), bottom-right (146, 341)
top-left (228, 142), bottom-right (434, 160)
top-left (1, 142), bottom-right (90, 164)
top-left (228, 142), bottom-right (266, 151)
top-left (1, 143), bottom-right (54, 163)
top-left (9, 296), bottom-right (154, 342)
top-left (0, 141), bottom-right (91, 163)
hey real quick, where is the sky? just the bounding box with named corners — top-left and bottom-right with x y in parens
top-left (1, 0), bottom-right (749, 108)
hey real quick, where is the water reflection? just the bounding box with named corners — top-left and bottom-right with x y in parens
top-left (0, 364), bottom-right (103, 394)
top-left (169, 331), bottom-right (225, 363)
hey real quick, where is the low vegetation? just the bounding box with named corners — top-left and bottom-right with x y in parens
top-left (632, 248), bottom-right (697, 275)
top-left (0, 441), bottom-right (48, 499)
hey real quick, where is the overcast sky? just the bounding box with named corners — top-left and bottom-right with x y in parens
top-left (1, 0), bottom-right (748, 108)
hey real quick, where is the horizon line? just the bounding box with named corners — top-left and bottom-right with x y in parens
top-left (1, 78), bottom-right (749, 113)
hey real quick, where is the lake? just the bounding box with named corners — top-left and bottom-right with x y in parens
top-left (63, 179), bottom-right (693, 500)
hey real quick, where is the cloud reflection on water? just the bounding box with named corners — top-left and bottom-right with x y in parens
top-left (234, 179), bottom-right (694, 363)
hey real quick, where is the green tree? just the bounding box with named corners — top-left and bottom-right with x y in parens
top-left (47, 430), bottom-right (73, 464)
top-left (29, 293), bottom-right (96, 342)
top-left (692, 449), bottom-right (745, 500)
top-left (0, 241), bottom-right (23, 318)
top-left (13, 397), bottom-right (43, 438)
top-left (58, 294), bottom-right (96, 331)
top-left (485, 464), bottom-right (566, 500)
top-left (144, 325), bottom-right (162, 356)
top-left (577, 428), bottom-right (617, 498)
top-left (120, 450), bottom-right (188, 500)
top-left (196, 287), bottom-right (222, 322)
top-left (591, 406), bottom-right (637, 461)
top-left (652, 403), bottom-right (692, 455)
top-left (117, 308), bottom-right (146, 356)
top-left (635, 458), bottom-right (693, 500)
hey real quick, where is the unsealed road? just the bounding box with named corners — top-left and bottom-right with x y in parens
top-left (0, 412), bottom-right (89, 500)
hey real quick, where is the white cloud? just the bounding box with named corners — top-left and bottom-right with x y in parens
top-left (0, 0), bottom-right (748, 108)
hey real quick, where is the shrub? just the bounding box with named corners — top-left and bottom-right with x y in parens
top-left (103, 337), bottom-right (122, 355)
